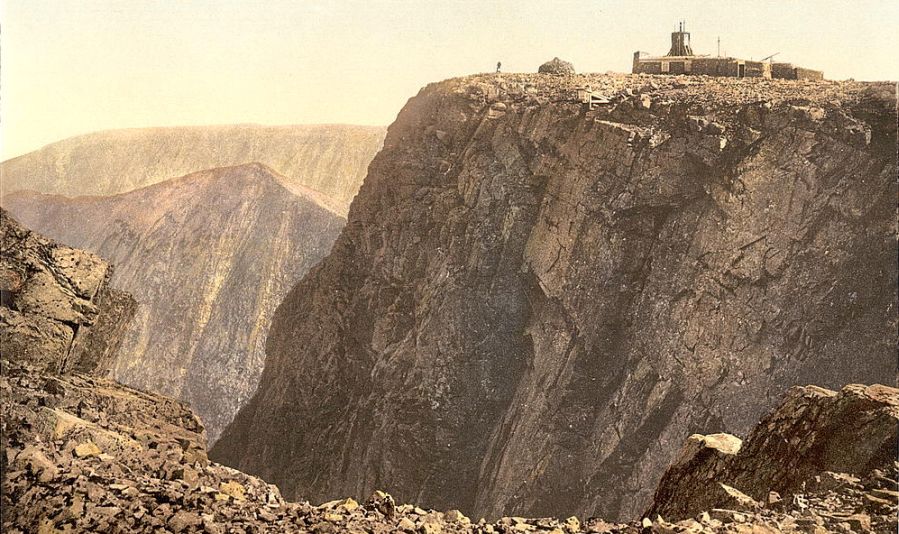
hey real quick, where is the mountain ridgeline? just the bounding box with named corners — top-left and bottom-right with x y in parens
top-left (212, 74), bottom-right (897, 521)
top-left (1, 124), bottom-right (386, 215)
top-left (4, 163), bottom-right (344, 442)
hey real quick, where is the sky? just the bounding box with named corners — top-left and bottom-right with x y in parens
top-left (1, 0), bottom-right (897, 160)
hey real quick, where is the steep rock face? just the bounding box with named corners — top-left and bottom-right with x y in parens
top-left (0, 209), bottom-right (135, 374)
top-left (213, 74), bottom-right (897, 521)
top-left (648, 383), bottom-right (899, 520)
top-left (3, 164), bottom-right (344, 442)
top-left (1, 124), bottom-right (386, 214)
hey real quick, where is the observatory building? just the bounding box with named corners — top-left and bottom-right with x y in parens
top-left (632, 23), bottom-right (823, 80)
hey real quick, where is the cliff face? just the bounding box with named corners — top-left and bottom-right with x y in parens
top-left (213, 74), bottom-right (897, 521)
top-left (0, 209), bottom-right (135, 374)
top-left (0, 124), bottom-right (386, 214)
top-left (3, 164), bottom-right (344, 442)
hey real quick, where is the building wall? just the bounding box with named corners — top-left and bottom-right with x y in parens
top-left (744, 61), bottom-right (771, 78)
top-left (794, 67), bottom-right (824, 81)
top-left (771, 63), bottom-right (797, 79)
top-left (632, 54), bottom-right (820, 80)
top-left (691, 57), bottom-right (737, 77)
top-left (770, 63), bottom-right (825, 81)
top-left (633, 59), bottom-right (663, 75)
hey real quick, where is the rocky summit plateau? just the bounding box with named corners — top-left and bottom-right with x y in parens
top-left (212, 73), bottom-right (897, 521)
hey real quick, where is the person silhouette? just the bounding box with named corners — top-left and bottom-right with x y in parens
top-left (496, 61), bottom-right (502, 73)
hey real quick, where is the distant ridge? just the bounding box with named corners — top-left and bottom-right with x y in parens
top-left (0, 124), bottom-right (386, 215)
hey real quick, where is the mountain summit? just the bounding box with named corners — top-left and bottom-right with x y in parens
top-left (212, 74), bottom-right (897, 520)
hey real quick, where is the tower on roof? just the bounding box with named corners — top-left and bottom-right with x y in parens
top-left (667, 21), bottom-right (694, 57)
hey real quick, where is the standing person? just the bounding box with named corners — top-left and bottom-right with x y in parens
top-left (496, 61), bottom-right (502, 73)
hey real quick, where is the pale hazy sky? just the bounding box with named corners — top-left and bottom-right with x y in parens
top-left (1, 0), bottom-right (897, 160)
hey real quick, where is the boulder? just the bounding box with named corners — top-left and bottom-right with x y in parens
top-left (649, 384), bottom-right (899, 520)
top-left (538, 57), bottom-right (575, 75)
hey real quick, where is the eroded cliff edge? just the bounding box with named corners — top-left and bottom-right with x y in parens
top-left (213, 74), bottom-right (897, 520)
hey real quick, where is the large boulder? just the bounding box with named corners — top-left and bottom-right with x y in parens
top-left (0, 209), bottom-right (135, 375)
top-left (649, 384), bottom-right (899, 520)
top-left (538, 57), bottom-right (575, 75)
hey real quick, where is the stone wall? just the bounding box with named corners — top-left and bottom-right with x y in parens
top-left (771, 63), bottom-right (796, 79)
top-left (795, 67), bottom-right (824, 80)
top-left (691, 58), bottom-right (735, 76)
top-left (771, 63), bottom-right (824, 81)
top-left (744, 60), bottom-right (770, 78)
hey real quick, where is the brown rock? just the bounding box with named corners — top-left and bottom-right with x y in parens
top-left (0, 209), bottom-right (136, 375)
top-left (718, 484), bottom-right (761, 512)
top-left (73, 441), bottom-right (102, 458)
top-left (219, 480), bottom-right (245, 501)
top-left (15, 446), bottom-right (58, 483)
top-left (650, 384), bottom-right (899, 519)
top-left (173, 466), bottom-right (200, 487)
top-left (167, 510), bottom-right (203, 532)
top-left (366, 490), bottom-right (397, 518)
top-left (844, 514), bottom-right (871, 532)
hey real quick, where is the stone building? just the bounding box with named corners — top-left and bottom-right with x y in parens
top-left (633, 24), bottom-right (823, 80)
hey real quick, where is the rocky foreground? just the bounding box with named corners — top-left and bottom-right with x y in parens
top-left (2, 358), bottom-right (897, 533)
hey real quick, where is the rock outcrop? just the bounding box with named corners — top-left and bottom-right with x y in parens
top-left (213, 74), bottom-right (897, 521)
top-left (0, 124), bottom-right (386, 215)
top-left (538, 57), bottom-right (575, 75)
top-left (0, 209), bottom-right (135, 375)
top-left (648, 383), bottom-right (899, 521)
top-left (3, 163), bottom-right (344, 442)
